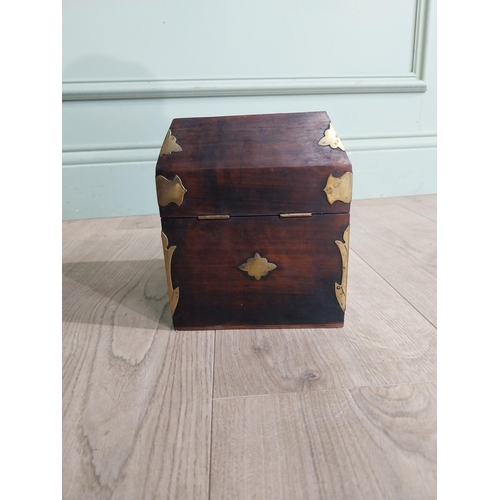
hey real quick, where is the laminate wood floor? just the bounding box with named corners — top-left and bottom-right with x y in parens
top-left (62, 194), bottom-right (437, 500)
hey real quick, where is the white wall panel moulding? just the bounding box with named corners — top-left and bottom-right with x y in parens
top-left (62, 0), bottom-right (429, 101)
top-left (62, 76), bottom-right (426, 101)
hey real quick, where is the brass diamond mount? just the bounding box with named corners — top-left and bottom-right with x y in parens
top-left (239, 253), bottom-right (277, 281)
top-left (160, 129), bottom-right (183, 156)
top-left (318, 123), bottom-right (345, 151)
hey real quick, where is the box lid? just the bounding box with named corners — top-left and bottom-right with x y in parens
top-left (155, 111), bottom-right (352, 218)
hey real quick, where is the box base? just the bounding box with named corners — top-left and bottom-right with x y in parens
top-left (173, 322), bottom-right (344, 331)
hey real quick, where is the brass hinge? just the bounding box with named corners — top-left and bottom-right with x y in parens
top-left (197, 214), bottom-right (230, 220)
top-left (197, 213), bottom-right (311, 220)
top-left (279, 212), bottom-right (312, 218)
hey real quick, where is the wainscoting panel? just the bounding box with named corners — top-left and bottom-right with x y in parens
top-left (62, 0), bottom-right (435, 220)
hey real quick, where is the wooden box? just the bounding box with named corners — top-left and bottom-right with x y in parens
top-left (155, 111), bottom-right (352, 330)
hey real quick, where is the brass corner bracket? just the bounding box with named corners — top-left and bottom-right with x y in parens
top-left (159, 129), bottom-right (183, 156)
top-left (156, 174), bottom-right (187, 207)
top-left (318, 123), bottom-right (345, 151)
top-left (335, 226), bottom-right (350, 312)
top-left (161, 232), bottom-right (179, 315)
top-left (323, 172), bottom-right (353, 205)
top-left (239, 253), bottom-right (277, 281)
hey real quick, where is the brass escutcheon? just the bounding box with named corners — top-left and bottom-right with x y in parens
top-left (239, 253), bottom-right (277, 281)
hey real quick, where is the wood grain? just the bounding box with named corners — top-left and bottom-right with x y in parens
top-left (63, 220), bottom-right (214, 500)
top-left (160, 111), bottom-right (350, 171)
top-left (211, 382), bottom-right (436, 500)
top-left (350, 198), bottom-right (437, 325)
top-left (156, 111), bottom-right (352, 218)
top-left (162, 213), bottom-right (349, 329)
top-left (156, 164), bottom-right (352, 218)
top-left (214, 251), bottom-right (436, 398)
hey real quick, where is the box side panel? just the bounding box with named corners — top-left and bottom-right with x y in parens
top-left (161, 213), bottom-right (350, 329)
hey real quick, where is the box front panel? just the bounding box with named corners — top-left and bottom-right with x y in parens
top-left (156, 165), bottom-right (352, 219)
top-left (155, 112), bottom-right (352, 219)
top-left (161, 213), bottom-right (350, 329)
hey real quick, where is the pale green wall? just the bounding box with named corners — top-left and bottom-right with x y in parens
top-left (62, 0), bottom-right (436, 220)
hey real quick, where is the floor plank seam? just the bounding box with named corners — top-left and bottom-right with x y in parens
top-left (207, 330), bottom-right (217, 500)
top-left (349, 248), bottom-right (437, 328)
top-left (392, 202), bottom-right (437, 222)
top-left (213, 379), bottom-right (437, 401)
top-left (62, 198), bottom-right (437, 498)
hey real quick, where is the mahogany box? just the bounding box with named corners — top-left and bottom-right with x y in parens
top-left (155, 111), bottom-right (352, 330)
